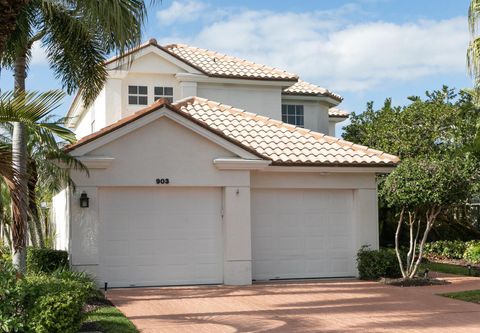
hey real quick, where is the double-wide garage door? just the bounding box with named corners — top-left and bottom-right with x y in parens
top-left (98, 187), bottom-right (356, 287)
top-left (98, 187), bottom-right (223, 287)
top-left (252, 189), bottom-right (355, 280)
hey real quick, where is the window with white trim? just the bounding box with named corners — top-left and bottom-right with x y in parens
top-left (281, 104), bottom-right (304, 127)
top-left (154, 86), bottom-right (174, 103)
top-left (128, 85), bottom-right (148, 105)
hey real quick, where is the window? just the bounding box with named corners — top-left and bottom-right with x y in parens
top-left (154, 86), bottom-right (174, 103)
top-left (282, 104), bottom-right (304, 127)
top-left (128, 85), bottom-right (148, 105)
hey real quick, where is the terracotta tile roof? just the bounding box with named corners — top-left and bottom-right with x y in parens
top-left (67, 98), bottom-right (398, 166)
top-left (163, 43), bottom-right (298, 81)
top-left (328, 108), bottom-right (349, 118)
top-left (283, 80), bottom-right (343, 101)
top-left (174, 97), bottom-right (398, 166)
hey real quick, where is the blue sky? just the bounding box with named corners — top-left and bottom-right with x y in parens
top-left (0, 0), bottom-right (473, 135)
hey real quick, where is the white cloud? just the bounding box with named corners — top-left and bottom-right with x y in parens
top-left (156, 0), bottom-right (208, 25)
top-left (158, 4), bottom-right (469, 92)
top-left (30, 41), bottom-right (47, 65)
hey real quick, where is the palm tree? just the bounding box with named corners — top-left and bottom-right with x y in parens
top-left (1, 0), bottom-right (150, 272)
top-left (0, 91), bottom-right (77, 264)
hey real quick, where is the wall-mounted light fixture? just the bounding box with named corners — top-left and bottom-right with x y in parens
top-left (80, 192), bottom-right (89, 208)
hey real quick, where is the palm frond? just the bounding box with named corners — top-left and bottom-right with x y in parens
top-left (39, 1), bottom-right (107, 106)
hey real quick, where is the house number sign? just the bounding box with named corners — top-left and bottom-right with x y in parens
top-left (156, 178), bottom-right (170, 184)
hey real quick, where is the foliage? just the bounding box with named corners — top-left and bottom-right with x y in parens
top-left (424, 240), bottom-right (468, 259)
top-left (26, 248), bottom-right (69, 274)
top-left (381, 156), bottom-right (477, 211)
top-left (21, 271), bottom-right (96, 333)
top-left (0, 258), bottom-right (24, 333)
top-left (343, 87), bottom-right (479, 159)
top-left (2, 0), bottom-right (150, 105)
top-left (356, 245), bottom-right (402, 280)
top-left (464, 243), bottom-right (480, 264)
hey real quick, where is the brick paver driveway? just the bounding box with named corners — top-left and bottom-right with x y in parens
top-left (108, 275), bottom-right (480, 333)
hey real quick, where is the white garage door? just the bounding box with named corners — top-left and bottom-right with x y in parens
top-left (252, 189), bottom-right (355, 280)
top-left (98, 187), bottom-right (223, 287)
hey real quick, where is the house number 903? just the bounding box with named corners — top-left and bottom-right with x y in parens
top-left (156, 178), bottom-right (170, 185)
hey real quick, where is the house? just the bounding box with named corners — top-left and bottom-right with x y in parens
top-left (53, 39), bottom-right (399, 288)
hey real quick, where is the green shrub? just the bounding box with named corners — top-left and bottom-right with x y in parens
top-left (424, 240), bottom-right (467, 259)
top-left (27, 248), bottom-right (69, 273)
top-left (463, 243), bottom-right (480, 264)
top-left (356, 245), bottom-right (402, 280)
top-left (0, 258), bottom-right (25, 333)
top-left (21, 271), bottom-right (95, 333)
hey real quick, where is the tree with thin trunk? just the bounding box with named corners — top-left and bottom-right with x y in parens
top-left (381, 157), bottom-right (478, 279)
top-left (1, 0), bottom-right (150, 273)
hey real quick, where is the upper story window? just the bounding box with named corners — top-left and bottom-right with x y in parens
top-left (128, 85), bottom-right (148, 105)
top-left (282, 104), bottom-right (304, 127)
top-left (154, 86), bottom-right (174, 103)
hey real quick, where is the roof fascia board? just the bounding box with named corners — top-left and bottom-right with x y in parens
top-left (69, 108), bottom-right (259, 160)
top-left (262, 166), bottom-right (396, 174)
top-left (106, 45), bottom-right (203, 74)
top-left (329, 116), bottom-right (348, 122)
top-left (175, 72), bottom-right (296, 87)
top-left (282, 94), bottom-right (341, 106)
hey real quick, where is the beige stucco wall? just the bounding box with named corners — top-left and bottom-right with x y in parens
top-left (197, 83), bottom-right (282, 120)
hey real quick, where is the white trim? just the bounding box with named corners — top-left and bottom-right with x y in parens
top-left (106, 46), bottom-right (203, 74)
top-left (214, 158), bottom-right (271, 170)
top-left (77, 156), bottom-right (115, 169)
top-left (262, 166), bottom-right (396, 174)
top-left (282, 94), bottom-right (341, 106)
top-left (175, 73), bottom-right (296, 87)
top-left (69, 107), bottom-right (259, 160)
top-left (329, 117), bottom-right (348, 123)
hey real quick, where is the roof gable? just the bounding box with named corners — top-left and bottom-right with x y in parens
top-left (66, 100), bottom-right (261, 160)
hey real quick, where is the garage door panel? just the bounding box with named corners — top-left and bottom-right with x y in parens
top-left (99, 187), bottom-right (223, 287)
top-left (252, 189), bottom-right (355, 280)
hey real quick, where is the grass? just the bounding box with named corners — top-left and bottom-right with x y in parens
top-left (442, 290), bottom-right (480, 304)
top-left (82, 305), bottom-right (139, 333)
top-left (419, 261), bottom-right (478, 276)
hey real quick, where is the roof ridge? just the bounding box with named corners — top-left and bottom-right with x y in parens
top-left (168, 43), bottom-right (298, 78)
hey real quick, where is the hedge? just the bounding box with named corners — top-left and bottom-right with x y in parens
top-left (356, 245), bottom-right (402, 280)
top-left (27, 248), bottom-right (69, 274)
top-left (0, 258), bottom-right (96, 333)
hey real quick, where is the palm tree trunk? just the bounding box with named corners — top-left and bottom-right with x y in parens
top-left (28, 161), bottom-right (44, 247)
top-left (11, 51), bottom-right (28, 273)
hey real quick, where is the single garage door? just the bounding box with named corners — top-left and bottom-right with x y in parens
top-left (98, 187), bottom-right (223, 287)
top-left (252, 189), bottom-right (355, 280)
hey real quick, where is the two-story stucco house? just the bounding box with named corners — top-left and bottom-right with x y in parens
top-left (52, 39), bottom-right (399, 288)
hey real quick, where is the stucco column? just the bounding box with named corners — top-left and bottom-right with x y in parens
top-left (353, 188), bottom-right (379, 252)
top-left (223, 186), bottom-right (252, 285)
top-left (179, 81), bottom-right (197, 98)
top-left (70, 186), bottom-right (100, 279)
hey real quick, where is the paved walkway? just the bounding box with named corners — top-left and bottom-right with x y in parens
top-left (108, 275), bottom-right (480, 333)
